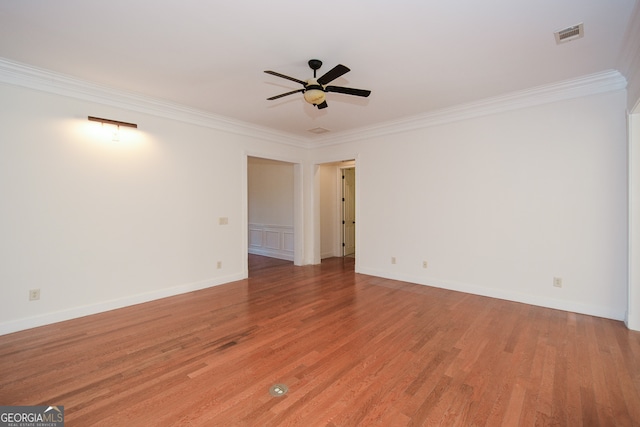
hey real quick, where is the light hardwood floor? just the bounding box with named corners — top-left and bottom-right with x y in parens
top-left (1, 255), bottom-right (639, 426)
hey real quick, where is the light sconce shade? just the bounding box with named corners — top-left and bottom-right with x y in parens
top-left (88, 116), bottom-right (137, 142)
top-left (87, 116), bottom-right (138, 128)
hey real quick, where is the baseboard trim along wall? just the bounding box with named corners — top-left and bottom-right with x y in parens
top-left (357, 266), bottom-right (625, 322)
top-left (0, 273), bottom-right (245, 336)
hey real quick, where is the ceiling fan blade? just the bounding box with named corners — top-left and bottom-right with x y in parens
top-left (325, 86), bottom-right (371, 97)
top-left (317, 64), bottom-right (350, 86)
top-left (316, 101), bottom-right (329, 109)
top-left (267, 88), bottom-right (304, 100)
top-left (264, 70), bottom-right (306, 86)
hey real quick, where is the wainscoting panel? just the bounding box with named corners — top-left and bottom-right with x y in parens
top-left (248, 224), bottom-right (294, 261)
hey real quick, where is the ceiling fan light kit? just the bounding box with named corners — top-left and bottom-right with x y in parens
top-left (265, 59), bottom-right (371, 110)
top-left (303, 81), bottom-right (326, 105)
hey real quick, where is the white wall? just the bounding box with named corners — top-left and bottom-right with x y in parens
top-left (247, 157), bottom-right (294, 225)
top-left (0, 72), bottom-right (631, 333)
top-left (311, 90), bottom-right (629, 320)
top-left (0, 83), bottom-right (306, 334)
top-left (619, 1), bottom-right (640, 112)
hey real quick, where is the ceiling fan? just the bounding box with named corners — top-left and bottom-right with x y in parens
top-left (264, 59), bottom-right (371, 109)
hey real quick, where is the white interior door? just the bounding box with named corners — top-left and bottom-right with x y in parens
top-left (342, 167), bottom-right (356, 256)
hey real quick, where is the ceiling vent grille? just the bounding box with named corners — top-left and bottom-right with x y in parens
top-left (554, 23), bottom-right (584, 44)
top-left (308, 127), bottom-right (330, 134)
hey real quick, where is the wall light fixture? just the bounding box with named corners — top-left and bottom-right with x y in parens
top-left (88, 116), bottom-right (138, 141)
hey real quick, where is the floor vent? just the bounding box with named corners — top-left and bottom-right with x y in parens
top-left (269, 384), bottom-right (289, 397)
top-left (554, 23), bottom-right (584, 44)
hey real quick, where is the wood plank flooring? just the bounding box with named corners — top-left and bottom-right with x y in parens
top-left (1, 255), bottom-right (639, 426)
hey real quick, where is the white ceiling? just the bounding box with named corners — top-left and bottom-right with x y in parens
top-left (0, 1), bottom-right (636, 139)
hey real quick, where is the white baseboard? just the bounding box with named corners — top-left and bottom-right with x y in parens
top-left (321, 251), bottom-right (337, 259)
top-left (248, 247), bottom-right (294, 261)
top-left (4, 267), bottom-right (625, 336)
top-left (0, 273), bottom-right (245, 336)
top-left (356, 266), bottom-right (626, 322)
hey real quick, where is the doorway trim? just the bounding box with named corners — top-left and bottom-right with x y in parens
top-left (340, 166), bottom-right (356, 257)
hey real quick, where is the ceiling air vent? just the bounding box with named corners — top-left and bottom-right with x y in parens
top-left (554, 23), bottom-right (584, 44)
top-left (308, 127), bottom-right (330, 134)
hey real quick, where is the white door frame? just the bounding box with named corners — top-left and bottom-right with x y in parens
top-left (341, 166), bottom-right (356, 256)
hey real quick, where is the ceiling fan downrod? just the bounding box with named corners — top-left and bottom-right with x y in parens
top-left (308, 59), bottom-right (323, 78)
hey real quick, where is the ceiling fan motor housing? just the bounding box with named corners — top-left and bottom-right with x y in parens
top-left (308, 59), bottom-right (323, 71)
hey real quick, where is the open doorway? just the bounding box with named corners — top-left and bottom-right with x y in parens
top-left (247, 157), bottom-right (295, 274)
top-left (319, 160), bottom-right (356, 262)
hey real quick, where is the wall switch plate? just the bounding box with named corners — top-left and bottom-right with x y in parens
top-left (553, 277), bottom-right (562, 288)
top-left (219, 217), bottom-right (229, 225)
top-left (29, 289), bottom-right (40, 301)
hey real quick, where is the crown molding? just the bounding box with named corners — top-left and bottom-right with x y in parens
top-left (310, 70), bottom-right (628, 147)
top-left (0, 57), bottom-right (307, 148)
top-left (0, 57), bottom-right (627, 148)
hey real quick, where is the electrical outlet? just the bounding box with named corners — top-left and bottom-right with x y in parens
top-left (217, 261), bottom-right (222, 269)
top-left (391, 257), bottom-right (396, 265)
top-left (219, 217), bottom-right (228, 225)
top-left (422, 261), bottom-right (428, 268)
top-left (29, 289), bottom-right (40, 301)
top-left (553, 277), bottom-right (562, 288)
